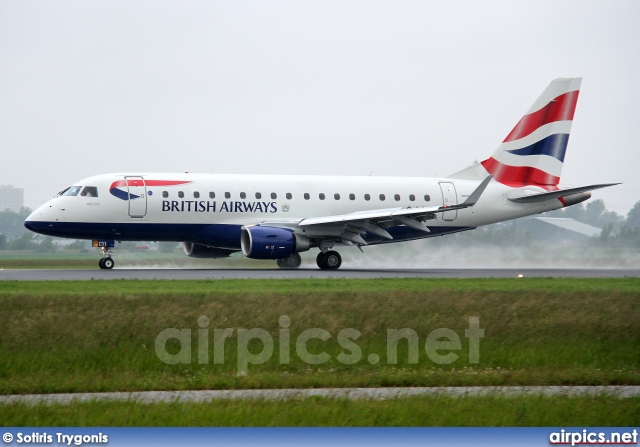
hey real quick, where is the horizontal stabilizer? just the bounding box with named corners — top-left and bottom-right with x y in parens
top-left (507, 183), bottom-right (619, 203)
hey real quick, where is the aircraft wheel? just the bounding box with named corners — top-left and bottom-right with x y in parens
top-left (324, 251), bottom-right (342, 270)
top-left (316, 252), bottom-right (327, 269)
top-left (277, 253), bottom-right (302, 269)
top-left (102, 257), bottom-right (115, 270)
top-left (98, 258), bottom-right (106, 269)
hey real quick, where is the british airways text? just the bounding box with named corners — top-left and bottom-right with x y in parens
top-left (161, 201), bottom-right (278, 213)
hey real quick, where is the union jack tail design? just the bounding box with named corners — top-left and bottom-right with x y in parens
top-left (450, 78), bottom-right (581, 188)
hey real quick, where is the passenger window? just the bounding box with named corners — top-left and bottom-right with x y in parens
top-left (194, 191), bottom-right (200, 198)
top-left (364, 194), bottom-right (370, 201)
top-left (178, 191), bottom-right (184, 198)
top-left (334, 193), bottom-right (340, 200)
top-left (304, 193), bottom-right (310, 200)
top-left (240, 192), bottom-right (246, 199)
top-left (61, 186), bottom-right (82, 197)
top-left (255, 192), bottom-right (262, 199)
top-left (209, 192), bottom-right (215, 199)
top-left (271, 192), bottom-right (277, 199)
top-left (409, 194), bottom-right (415, 201)
top-left (286, 193), bottom-right (292, 200)
top-left (225, 192), bottom-right (231, 199)
top-left (349, 193), bottom-right (355, 200)
top-left (162, 191), bottom-right (169, 198)
top-left (80, 186), bottom-right (98, 197)
top-left (394, 194), bottom-right (400, 201)
top-left (424, 195), bottom-right (431, 202)
top-left (319, 193), bottom-right (325, 200)
top-left (379, 194), bottom-right (386, 201)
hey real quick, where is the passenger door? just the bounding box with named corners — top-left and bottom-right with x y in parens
top-left (125, 176), bottom-right (147, 218)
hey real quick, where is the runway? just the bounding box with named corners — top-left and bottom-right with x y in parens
top-left (1, 386), bottom-right (638, 405)
top-left (0, 267), bottom-right (639, 280)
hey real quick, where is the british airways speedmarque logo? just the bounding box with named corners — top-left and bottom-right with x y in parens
top-left (109, 179), bottom-right (280, 214)
top-left (109, 180), bottom-right (192, 200)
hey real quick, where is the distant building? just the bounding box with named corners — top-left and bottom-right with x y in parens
top-left (519, 217), bottom-right (602, 243)
top-left (0, 185), bottom-right (24, 212)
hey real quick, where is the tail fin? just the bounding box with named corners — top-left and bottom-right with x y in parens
top-left (449, 78), bottom-right (582, 187)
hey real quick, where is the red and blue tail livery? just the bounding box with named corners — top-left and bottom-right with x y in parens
top-left (479, 78), bottom-right (581, 187)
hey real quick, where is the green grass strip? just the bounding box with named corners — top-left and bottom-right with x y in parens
top-left (1, 277), bottom-right (639, 295)
top-left (1, 278), bottom-right (638, 394)
top-left (2, 395), bottom-right (639, 427)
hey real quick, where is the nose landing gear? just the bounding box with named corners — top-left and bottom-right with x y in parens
top-left (93, 240), bottom-right (116, 269)
top-left (99, 255), bottom-right (114, 269)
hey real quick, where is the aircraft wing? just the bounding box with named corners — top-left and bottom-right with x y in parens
top-left (255, 175), bottom-right (492, 245)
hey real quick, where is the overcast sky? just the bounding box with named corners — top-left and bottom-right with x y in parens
top-left (1, 1), bottom-right (639, 215)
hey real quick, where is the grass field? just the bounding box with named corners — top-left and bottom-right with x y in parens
top-left (2, 395), bottom-right (639, 426)
top-left (0, 278), bottom-right (640, 426)
top-left (1, 278), bottom-right (638, 393)
top-left (0, 251), bottom-right (96, 269)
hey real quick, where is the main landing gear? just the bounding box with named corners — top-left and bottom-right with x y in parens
top-left (276, 253), bottom-right (302, 269)
top-left (275, 251), bottom-right (343, 270)
top-left (316, 250), bottom-right (342, 270)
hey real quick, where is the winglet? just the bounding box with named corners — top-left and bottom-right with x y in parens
top-left (462, 175), bottom-right (493, 206)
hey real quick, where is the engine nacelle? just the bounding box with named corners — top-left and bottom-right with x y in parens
top-left (183, 242), bottom-right (235, 259)
top-left (241, 226), bottom-right (310, 259)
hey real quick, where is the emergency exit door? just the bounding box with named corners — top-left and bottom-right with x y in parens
top-left (439, 182), bottom-right (458, 221)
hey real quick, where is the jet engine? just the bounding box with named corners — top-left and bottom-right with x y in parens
top-left (241, 226), bottom-right (310, 259)
top-left (183, 242), bottom-right (235, 259)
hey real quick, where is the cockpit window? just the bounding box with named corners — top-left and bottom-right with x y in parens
top-left (81, 186), bottom-right (98, 197)
top-left (61, 186), bottom-right (82, 197)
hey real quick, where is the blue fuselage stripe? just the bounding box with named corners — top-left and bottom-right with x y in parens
top-left (24, 221), bottom-right (475, 249)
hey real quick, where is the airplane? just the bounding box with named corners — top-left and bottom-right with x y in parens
top-left (24, 77), bottom-right (617, 270)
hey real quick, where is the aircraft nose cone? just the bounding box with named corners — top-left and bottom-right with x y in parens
top-left (23, 206), bottom-right (51, 234)
top-left (24, 220), bottom-right (46, 234)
